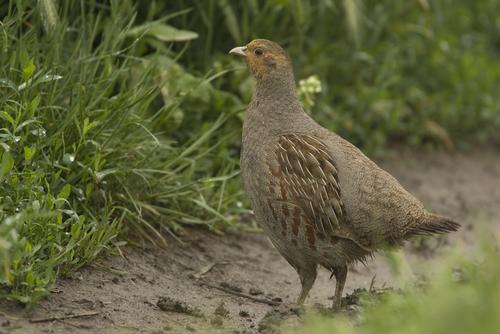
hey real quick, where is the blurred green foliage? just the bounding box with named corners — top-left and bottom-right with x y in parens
top-left (160, 0), bottom-right (500, 153)
top-left (289, 245), bottom-right (500, 334)
top-left (0, 0), bottom-right (499, 305)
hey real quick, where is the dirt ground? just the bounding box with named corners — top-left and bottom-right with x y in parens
top-left (1, 148), bottom-right (499, 334)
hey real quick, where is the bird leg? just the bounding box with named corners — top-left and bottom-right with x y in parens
top-left (331, 265), bottom-right (347, 310)
top-left (296, 265), bottom-right (317, 304)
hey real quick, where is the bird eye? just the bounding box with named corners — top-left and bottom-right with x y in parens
top-left (254, 48), bottom-right (263, 56)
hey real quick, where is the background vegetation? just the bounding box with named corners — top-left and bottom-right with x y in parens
top-left (0, 0), bottom-right (499, 316)
top-left (291, 243), bottom-right (500, 334)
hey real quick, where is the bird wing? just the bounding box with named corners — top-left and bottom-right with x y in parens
top-left (268, 134), bottom-right (344, 236)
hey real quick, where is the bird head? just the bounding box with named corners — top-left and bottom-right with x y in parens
top-left (229, 39), bottom-right (291, 81)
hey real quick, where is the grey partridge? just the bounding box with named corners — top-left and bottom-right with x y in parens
top-left (229, 39), bottom-right (459, 309)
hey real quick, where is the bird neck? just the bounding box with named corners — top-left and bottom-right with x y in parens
top-left (245, 68), bottom-right (312, 140)
top-left (253, 69), bottom-right (298, 105)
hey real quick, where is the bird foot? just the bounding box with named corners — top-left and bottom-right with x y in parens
top-left (332, 298), bottom-right (342, 311)
top-left (274, 302), bottom-right (305, 317)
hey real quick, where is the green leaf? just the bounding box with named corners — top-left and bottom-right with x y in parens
top-left (35, 74), bottom-right (63, 85)
top-left (0, 78), bottom-right (18, 92)
top-left (95, 168), bottom-right (119, 182)
top-left (26, 271), bottom-right (34, 286)
top-left (38, 0), bottom-right (59, 34)
top-left (218, 0), bottom-right (241, 42)
top-left (19, 46), bottom-right (30, 68)
top-left (57, 184), bottom-right (71, 200)
top-left (24, 146), bottom-right (36, 161)
top-left (22, 59), bottom-right (36, 81)
top-left (24, 242), bottom-right (33, 253)
top-left (0, 151), bottom-right (14, 178)
top-left (71, 220), bottom-right (82, 240)
top-left (128, 22), bottom-right (198, 42)
top-left (85, 183), bottom-right (94, 199)
top-left (28, 95), bottom-right (41, 115)
top-left (0, 111), bottom-right (15, 126)
top-left (83, 117), bottom-right (99, 136)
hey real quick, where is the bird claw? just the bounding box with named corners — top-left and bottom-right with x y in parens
top-left (289, 303), bottom-right (306, 316)
top-left (274, 302), bottom-right (305, 317)
top-left (330, 296), bottom-right (344, 312)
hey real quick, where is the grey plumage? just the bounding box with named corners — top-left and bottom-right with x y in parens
top-left (231, 39), bottom-right (459, 309)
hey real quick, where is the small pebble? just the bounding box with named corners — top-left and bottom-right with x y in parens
top-left (220, 282), bottom-right (243, 293)
top-left (210, 316), bottom-right (223, 327)
top-left (249, 287), bottom-right (263, 296)
top-left (239, 310), bottom-right (250, 317)
top-left (214, 302), bottom-right (229, 317)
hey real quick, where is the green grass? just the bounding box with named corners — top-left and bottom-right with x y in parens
top-left (0, 0), bottom-right (244, 304)
top-left (1, 0), bottom-right (499, 307)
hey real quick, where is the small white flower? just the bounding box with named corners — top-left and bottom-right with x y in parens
top-left (297, 75), bottom-right (322, 113)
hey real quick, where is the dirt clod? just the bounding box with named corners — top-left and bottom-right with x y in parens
top-left (220, 282), bottom-right (243, 293)
top-left (258, 310), bottom-right (283, 334)
top-left (249, 288), bottom-right (263, 296)
top-left (157, 297), bottom-right (202, 317)
top-left (342, 287), bottom-right (393, 307)
top-left (210, 315), bottom-right (224, 327)
top-left (239, 310), bottom-right (250, 317)
top-left (214, 302), bottom-right (230, 317)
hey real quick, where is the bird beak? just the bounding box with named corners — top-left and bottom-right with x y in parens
top-left (229, 46), bottom-right (247, 57)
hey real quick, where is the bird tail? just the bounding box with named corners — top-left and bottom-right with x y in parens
top-left (406, 213), bottom-right (460, 237)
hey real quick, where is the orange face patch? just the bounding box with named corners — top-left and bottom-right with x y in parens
top-left (244, 40), bottom-right (290, 80)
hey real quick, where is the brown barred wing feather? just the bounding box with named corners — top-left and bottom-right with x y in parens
top-left (272, 134), bottom-right (344, 235)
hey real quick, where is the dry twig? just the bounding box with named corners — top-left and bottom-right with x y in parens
top-left (29, 311), bottom-right (100, 323)
top-left (199, 281), bottom-right (280, 306)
